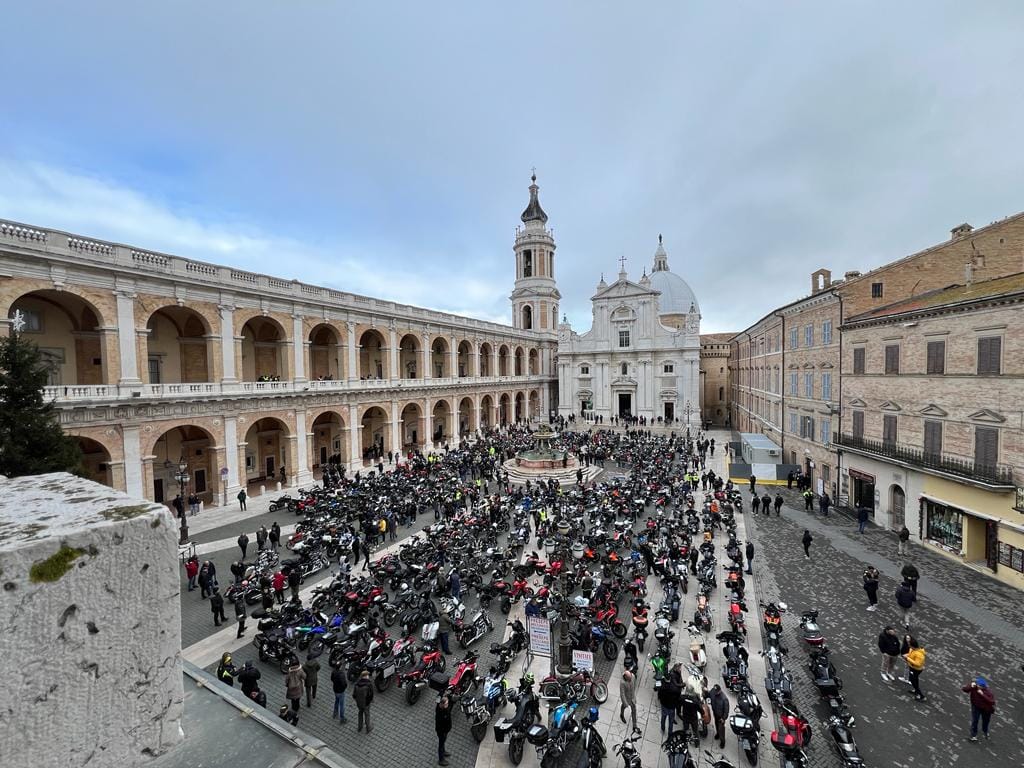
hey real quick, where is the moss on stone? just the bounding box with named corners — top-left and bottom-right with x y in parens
top-left (100, 505), bottom-right (151, 521)
top-left (29, 546), bottom-right (86, 583)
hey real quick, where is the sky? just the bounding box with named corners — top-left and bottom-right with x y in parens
top-left (2, 2), bottom-right (1023, 333)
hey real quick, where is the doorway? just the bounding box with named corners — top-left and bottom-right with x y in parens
top-left (320, 446), bottom-right (328, 466)
top-left (664, 402), bottom-right (675, 422)
top-left (617, 393), bottom-right (632, 417)
top-left (265, 455), bottom-right (275, 479)
top-left (890, 485), bottom-right (906, 529)
top-left (853, 475), bottom-right (875, 515)
top-left (153, 478), bottom-right (164, 504)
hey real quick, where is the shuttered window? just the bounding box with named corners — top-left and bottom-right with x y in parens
top-left (975, 427), bottom-right (999, 470)
top-left (977, 337), bottom-right (1002, 375)
top-left (926, 340), bottom-right (945, 375)
top-left (884, 345), bottom-right (900, 375)
top-left (882, 414), bottom-right (898, 447)
top-left (852, 410), bottom-right (864, 438)
top-left (853, 348), bottom-right (865, 374)
top-left (923, 420), bottom-right (942, 458)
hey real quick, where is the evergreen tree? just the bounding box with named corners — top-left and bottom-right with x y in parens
top-left (0, 329), bottom-right (83, 478)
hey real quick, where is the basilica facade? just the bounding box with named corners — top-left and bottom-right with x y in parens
top-left (556, 237), bottom-right (702, 427)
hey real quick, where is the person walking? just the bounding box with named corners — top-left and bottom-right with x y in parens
top-left (862, 566), bottom-right (880, 611)
top-left (303, 654), bottom-right (320, 707)
top-left (710, 684), bottom-right (730, 749)
top-left (819, 493), bottom-right (831, 517)
top-left (237, 488), bottom-right (247, 511)
top-left (898, 525), bottom-right (910, 555)
top-left (437, 605), bottom-right (452, 655)
top-left (285, 662), bottom-right (306, 712)
top-left (745, 541), bottom-right (754, 575)
top-left (210, 587), bottom-right (227, 626)
top-left (619, 670), bottom-right (638, 730)
top-left (351, 533), bottom-right (361, 566)
top-left (878, 625), bottom-right (901, 682)
top-left (962, 677), bottom-right (995, 741)
top-left (256, 525), bottom-right (268, 551)
top-left (761, 492), bottom-right (771, 517)
top-left (435, 693), bottom-right (453, 766)
top-left (361, 538), bottom-right (372, 571)
top-left (751, 494), bottom-right (761, 515)
top-left (857, 506), bottom-right (870, 534)
top-left (901, 563), bottom-right (920, 595)
top-left (237, 532), bottom-right (250, 560)
top-left (802, 489), bottom-right (814, 511)
top-left (234, 595), bottom-right (247, 638)
top-left (353, 670), bottom-right (374, 733)
top-left (331, 662), bottom-right (348, 722)
top-left (657, 671), bottom-right (681, 735)
top-left (902, 638), bottom-right (927, 701)
top-left (172, 493), bottom-right (185, 519)
top-left (895, 581), bottom-right (917, 627)
top-left (802, 529), bottom-right (813, 559)
top-left (269, 521), bottom-right (281, 552)
top-left (774, 493), bottom-right (784, 516)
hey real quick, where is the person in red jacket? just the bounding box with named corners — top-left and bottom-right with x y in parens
top-left (272, 570), bottom-right (287, 604)
top-left (962, 677), bottom-right (996, 741)
top-left (184, 556), bottom-right (199, 591)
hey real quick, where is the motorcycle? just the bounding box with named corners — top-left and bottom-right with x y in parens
top-left (494, 675), bottom-right (541, 766)
top-left (826, 714), bottom-right (865, 765)
top-left (530, 697), bottom-right (583, 768)
top-left (613, 730), bottom-right (643, 768)
top-left (808, 646), bottom-right (843, 696)
top-left (396, 642), bottom-right (447, 705)
top-left (454, 606), bottom-right (495, 649)
top-left (540, 669), bottom-right (609, 704)
top-left (253, 629), bottom-right (299, 673)
top-left (718, 631), bottom-right (749, 692)
top-left (761, 645), bottom-right (793, 707)
top-left (578, 707), bottom-right (607, 768)
top-left (727, 596), bottom-right (747, 636)
top-left (799, 609), bottom-right (825, 648)
top-left (729, 712), bottom-right (761, 766)
top-left (461, 669), bottom-right (508, 743)
top-left (686, 623), bottom-right (707, 670)
top-left (662, 730), bottom-right (699, 768)
top-left (631, 599), bottom-right (649, 652)
top-left (446, 650), bottom-right (482, 697)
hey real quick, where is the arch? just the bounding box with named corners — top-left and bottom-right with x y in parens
top-left (430, 336), bottom-right (450, 378)
top-left (309, 323), bottom-right (344, 381)
top-left (499, 393), bottom-right (512, 425)
top-left (480, 394), bottom-right (494, 429)
top-left (241, 316), bottom-right (288, 381)
top-left (398, 333), bottom-right (421, 379)
top-left (890, 484), bottom-right (906, 530)
top-left (242, 416), bottom-right (292, 489)
top-left (145, 306), bottom-right (214, 385)
top-left (431, 399), bottom-right (452, 444)
top-left (400, 402), bottom-right (423, 447)
top-left (498, 345), bottom-right (510, 377)
top-left (528, 390), bottom-right (540, 419)
top-left (457, 340), bottom-right (473, 378)
top-left (528, 348), bottom-right (539, 376)
top-left (521, 305), bottom-right (533, 330)
top-left (514, 391), bottom-right (526, 422)
top-left (76, 437), bottom-right (113, 489)
top-left (310, 410), bottom-right (346, 471)
top-left (10, 289), bottom-right (107, 386)
top-left (479, 342), bottom-right (493, 377)
top-left (458, 396), bottom-right (476, 437)
top-left (150, 424), bottom-right (219, 505)
top-left (358, 329), bottom-right (388, 380)
top-left (514, 346), bottom-right (525, 376)
top-left (360, 405), bottom-right (390, 463)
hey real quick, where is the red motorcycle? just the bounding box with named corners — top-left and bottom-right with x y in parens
top-left (446, 650), bottom-right (482, 696)
top-left (397, 643), bottom-right (447, 705)
top-left (500, 576), bottom-right (535, 614)
top-left (592, 599), bottom-right (627, 639)
top-left (727, 596), bottom-right (747, 635)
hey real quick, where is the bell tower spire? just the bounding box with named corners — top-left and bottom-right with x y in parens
top-left (511, 172), bottom-right (560, 335)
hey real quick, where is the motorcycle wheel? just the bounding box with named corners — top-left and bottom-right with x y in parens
top-left (744, 744), bottom-right (758, 766)
top-left (269, 504), bottom-right (278, 513)
top-left (374, 671), bottom-right (392, 692)
top-left (437, 654), bottom-right (448, 672)
top-left (308, 638), bottom-right (325, 658)
top-left (541, 752), bottom-right (559, 768)
top-left (637, 636), bottom-right (646, 652)
top-left (509, 738), bottom-right (524, 766)
top-left (591, 680), bottom-right (609, 703)
top-left (500, 597), bottom-right (512, 615)
top-left (459, 634), bottom-right (470, 649)
top-left (383, 606), bottom-right (398, 627)
top-left (470, 721), bottom-right (488, 743)
top-left (258, 642), bottom-right (268, 662)
top-left (405, 683), bottom-right (420, 705)
top-left (603, 639), bottom-right (619, 660)
top-left (541, 681), bottom-right (561, 700)
top-left (611, 622), bottom-right (627, 639)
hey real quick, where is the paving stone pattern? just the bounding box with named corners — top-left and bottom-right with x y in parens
top-left (746, 485), bottom-right (1024, 768)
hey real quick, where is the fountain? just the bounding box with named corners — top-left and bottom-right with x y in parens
top-left (503, 424), bottom-right (602, 486)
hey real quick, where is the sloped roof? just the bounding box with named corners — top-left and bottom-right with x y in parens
top-left (849, 272), bottom-right (1024, 322)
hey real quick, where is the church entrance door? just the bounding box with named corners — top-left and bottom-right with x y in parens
top-left (664, 402), bottom-right (674, 422)
top-left (617, 393), bottom-right (632, 417)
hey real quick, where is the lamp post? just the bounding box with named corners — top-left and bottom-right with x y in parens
top-left (684, 400), bottom-right (693, 439)
top-left (175, 456), bottom-right (190, 545)
top-left (547, 519), bottom-right (585, 680)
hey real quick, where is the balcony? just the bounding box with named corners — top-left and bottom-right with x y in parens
top-left (834, 433), bottom-right (1016, 489)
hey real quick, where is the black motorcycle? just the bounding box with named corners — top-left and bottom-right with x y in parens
top-left (494, 678), bottom-right (541, 766)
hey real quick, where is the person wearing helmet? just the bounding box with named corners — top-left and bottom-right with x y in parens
top-left (216, 653), bottom-right (236, 686)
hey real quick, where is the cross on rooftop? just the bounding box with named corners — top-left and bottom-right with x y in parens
top-left (618, 255), bottom-right (627, 271)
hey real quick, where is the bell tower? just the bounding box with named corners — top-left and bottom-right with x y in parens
top-left (511, 172), bottom-right (560, 335)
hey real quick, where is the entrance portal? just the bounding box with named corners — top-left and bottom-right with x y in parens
top-left (664, 402), bottom-right (674, 421)
top-left (618, 393), bottom-right (632, 417)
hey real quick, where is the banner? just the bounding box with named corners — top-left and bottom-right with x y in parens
top-left (528, 616), bottom-right (551, 657)
top-left (571, 650), bottom-right (594, 672)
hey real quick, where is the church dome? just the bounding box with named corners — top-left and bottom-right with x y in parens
top-left (648, 236), bottom-right (699, 316)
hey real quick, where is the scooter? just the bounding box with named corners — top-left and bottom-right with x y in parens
top-left (686, 623), bottom-right (707, 669)
top-left (826, 714), bottom-right (865, 765)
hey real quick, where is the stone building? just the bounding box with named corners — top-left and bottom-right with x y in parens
top-left (730, 210), bottom-right (1024, 498)
top-left (835, 273), bottom-right (1024, 590)
top-left (699, 333), bottom-right (733, 427)
top-left (0, 177), bottom-right (557, 507)
top-left (556, 237), bottom-right (702, 427)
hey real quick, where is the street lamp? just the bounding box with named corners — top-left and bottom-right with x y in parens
top-left (684, 400), bottom-right (693, 439)
top-left (175, 456), bottom-right (190, 545)
top-left (547, 519), bottom-right (585, 680)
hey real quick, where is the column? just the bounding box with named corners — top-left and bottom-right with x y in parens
top-left (219, 305), bottom-right (237, 383)
top-left (449, 335), bottom-right (458, 381)
top-left (492, 347), bottom-right (500, 379)
top-left (123, 425), bottom-right (143, 498)
top-left (224, 416), bottom-right (240, 496)
top-left (284, 435), bottom-right (300, 486)
top-left (292, 315), bottom-right (307, 383)
top-left (209, 445), bottom-right (226, 506)
top-left (423, 398), bottom-right (433, 448)
top-left (422, 334), bottom-right (432, 379)
top-left (348, 403), bottom-right (361, 471)
top-left (116, 291), bottom-right (141, 385)
top-left (294, 408), bottom-right (313, 485)
top-left (388, 327), bottom-right (399, 382)
top-left (389, 400), bottom-right (402, 456)
top-left (347, 322), bottom-right (358, 382)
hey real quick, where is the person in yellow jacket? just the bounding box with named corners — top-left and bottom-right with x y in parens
top-left (901, 636), bottom-right (927, 702)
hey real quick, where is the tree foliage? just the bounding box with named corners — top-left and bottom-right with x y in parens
top-left (0, 331), bottom-right (83, 478)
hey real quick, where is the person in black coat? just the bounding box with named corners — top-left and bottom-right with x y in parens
top-left (287, 568), bottom-right (302, 602)
top-left (238, 533), bottom-right (250, 560)
top-left (710, 684), bottom-right (730, 748)
top-left (210, 587), bottom-right (227, 626)
top-left (435, 694), bottom-right (453, 766)
top-left (269, 522), bottom-right (281, 552)
top-left (238, 661), bottom-right (261, 696)
top-left (745, 541), bottom-right (755, 575)
top-left (235, 597), bottom-right (247, 638)
top-left (802, 530), bottom-right (813, 559)
top-left (216, 652), bottom-right (236, 686)
top-left (331, 664), bottom-right (348, 722)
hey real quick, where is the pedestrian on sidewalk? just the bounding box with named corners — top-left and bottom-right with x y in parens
top-left (898, 525), bottom-right (910, 555)
top-left (351, 533), bottom-right (361, 566)
top-left (962, 677), bottom-right (995, 741)
top-left (857, 507), bottom-right (870, 534)
top-left (774, 493), bottom-right (784, 516)
top-left (237, 532), bottom-right (249, 560)
top-left (272, 569), bottom-right (286, 604)
top-left (901, 563), bottom-right (920, 595)
top-left (331, 662), bottom-right (348, 722)
top-left (172, 493), bottom-right (184, 519)
top-left (902, 637), bottom-right (927, 701)
top-left (862, 566), bottom-right (880, 611)
top-left (619, 670), bottom-right (638, 730)
top-left (819, 493), bottom-right (831, 517)
top-left (302, 654), bottom-right (320, 707)
top-left (895, 581), bottom-right (916, 627)
top-left (185, 556), bottom-right (199, 591)
top-left (288, 567), bottom-right (301, 602)
top-left (237, 488), bottom-right (247, 511)
top-left (234, 595), bottom-right (247, 638)
top-left (745, 541), bottom-right (754, 575)
top-left (878, 626), bottom-right (900, 682)
top-left (353, 670), bottom-right (374, 732)
top-left (679, 689), bottom-right (702, 744)
top-left (198, 561), bottom-right (212, 598)
top-left (803, 489), bottom-right (814, 511)
top-left (802, 530), bottom-right (813, 559)
top-left (238, 660), bottom-right (261, 696)
top-left (657, 671), bottom-right (681, 735)
top-left (710, 684), bottom-right (730, 749)
top-left (188, 492), bottom-right (200, 516)
top-left (787, 471), bottom-right (795, 490)
top-left (751, 494), bottom-right (761, 515)
top-left (256, 525), bottom-right (268, 551)
top-left (285, 662), bottom-right (306, 712)
top-left (210, 587), bottom-right (226, 626)
top-left (435, 694), bottom-right (453, 766)
top-left (269, 521), bottom-right (281, 551)
top-left (761, 492), bottom-right (771, 516)
top-left (749, 475), bottom-right (757, 493)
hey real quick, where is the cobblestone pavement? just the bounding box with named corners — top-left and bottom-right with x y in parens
top-left (746, 485), bottom-right (1024, 768)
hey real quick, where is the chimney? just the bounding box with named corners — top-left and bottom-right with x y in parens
top-left (951, 223), bottom-right (973, 240)
top-left (844, 270), bottom-right (862, 281)
top-left (810, 268), bottom-right (832, 295)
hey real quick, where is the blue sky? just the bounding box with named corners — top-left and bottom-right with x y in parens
top-left (2, 2), bottom-right (1023, 333)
